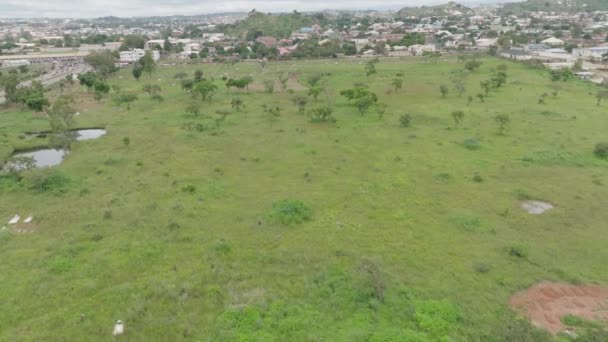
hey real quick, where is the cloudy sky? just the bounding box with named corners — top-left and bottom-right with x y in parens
top-left (0, 0), bottom-right (518, 18)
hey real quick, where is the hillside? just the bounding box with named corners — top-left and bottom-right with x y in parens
top-left (224, 11), bottom-right (313, 39)
top-left (397, 1), bottom-right (471, 17)
top-left (499, 0), bottom-right (608, 15)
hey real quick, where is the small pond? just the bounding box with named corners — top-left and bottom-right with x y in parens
top-left (26, 128), bottom-right (107, 141)
top-left (6, 149), bottom-right (68, 170)
top-left (75, 129), bottom-right (106, 141)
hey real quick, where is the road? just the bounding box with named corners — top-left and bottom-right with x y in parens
top-left (0, 64), bottom-right (91, 105)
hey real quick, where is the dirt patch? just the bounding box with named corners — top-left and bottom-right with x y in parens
top-left (510, 282), bottom-right (608, 334)
top-left (521, 200), bottom-right (554, 214)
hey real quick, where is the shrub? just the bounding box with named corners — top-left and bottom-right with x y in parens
top-left (414, 300), bottom-right (458, 337)
top-left (593, 143), bottom-right (608, 159)
top-left (509, 244), bottom-right (528, 258)
top-left (29, 171), bottom-right (71, 194)
top-left (399, 114), bottom-right (411, 127)
top-left (268, 199), bottom-right (312, 225)
top-left (472, 174), bottom-right (484, 183)
top-left (474, 262), bottom-right (491, 273)
top-left (462, 138), bottom-right (480, 150)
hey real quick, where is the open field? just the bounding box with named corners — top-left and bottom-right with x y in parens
top-left (1, 57), bottom-right (607, 340)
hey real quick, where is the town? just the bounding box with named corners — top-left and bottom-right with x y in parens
top-left (2, 2), bottom-right (608, 97)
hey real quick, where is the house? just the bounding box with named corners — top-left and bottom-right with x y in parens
top-left (409, 44), bottom-right (437, 56)
top-left (541, 37), bottom-right (565, 46)
top-left (119, 49), bottom-right (160, 63)
top-left (500, 49), bottom-right (532, 60)
top-left (255, 36), bottom-right (278, 48)
top-left (572, 47), bottom-right (608, 59)
top-left (525, 44), bottom-right (549, 52)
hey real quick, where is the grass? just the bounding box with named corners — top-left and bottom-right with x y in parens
top-left (0, 56), bottom-right (607, 340)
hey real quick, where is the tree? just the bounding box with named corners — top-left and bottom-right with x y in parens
top-left (309, 106), bottom-right (335, 123)
top-left (185, 103), bottom-right (200, 117)
top-left (142, 84), bottom-right (161, 98)
top-left (308, 86), bottom-right (322, 100)
top-left (292, 96), bottom-right (308, 114)
top-left (181, 79), bottom-right (194, 92)
top-left (594, 143), bottom-right (608, 159)
top-left (132, 65), bottom-right (143, 81)
top-left (231, 97), bottom-right (244, 111)
top-left (84, 50), bottom-right (118, 77)
top-left (113, 92), bottom-right (138, 110)
top-left (399, 114), bottom-right (411, 127)
top-left (263, 80), bottom-right (275, 94)
top-left (46, 95), bottom-right (76, 147)
top-left (596, 90), bottom-right (608, 106)
top-left (355, 93), bottom-right (377, 115)
top-left (174, 72), bottom-right (188, 80)
top-left (2, 74), bottom-right (19, 103)
top-left (392, 78), bottom-right (403, 92)
top-left (278, 72), bottom-right (289, 91)
top-left (163, 38), bottom-right (173, 52)
top-left (365, 60), bottom-right (377, 77)
top-left (194, 80), bottom-right (218, 102)
top-left (194, 69), bottom-right (204, 82)
top-left (451, 110), bottom-right (465, 127)
top-left (139, 51), bottom-right (156, 77)
top-left (464, 59), bottom-right (482, 72)
top-left (477, 93), bottom-right (485, 103)
top-left (120, 34), bottom-right (145, 50)
top-left (495, 114), bottom-right (510, 135)
top-left (93, 81), bottom-right (110, 100)
top-left (78, 72), bottom-right (98, 91)
top-left (24, 89), bottom-right (49, 112)
top-left (440, 84), bottom-right (449, 98)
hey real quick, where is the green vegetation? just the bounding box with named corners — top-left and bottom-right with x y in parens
top-left (1, 57), bottom-right (608, 340)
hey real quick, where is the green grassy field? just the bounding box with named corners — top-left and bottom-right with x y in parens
top-left (1, 57), bottom-right (607, 341)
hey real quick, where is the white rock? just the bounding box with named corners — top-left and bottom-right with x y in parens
top-left (24, 216), bottom-right (33, 223)
top-left (113, 320), bottom-right (124, 336)
top-left (8, 215), bottom-right (20, 224)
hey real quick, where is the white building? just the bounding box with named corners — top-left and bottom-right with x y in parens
top-left (119, 49), bottom-right (160, 63)
top-left (572, 47), bottom-right (608, 60)
top-left (0, 59), bottom-right (31, 68)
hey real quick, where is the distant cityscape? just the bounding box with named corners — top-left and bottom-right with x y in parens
top-left (2, 1), bottom-right (608, 102)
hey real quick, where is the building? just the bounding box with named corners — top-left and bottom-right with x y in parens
top-left (572, 47), bottom-right (608, 60)
top-left (0, 59), bottom-right (30, 68)
top-left (541, 37), bottom-right (565, 46)
top-left (119, 49), bottom-right (160, 63)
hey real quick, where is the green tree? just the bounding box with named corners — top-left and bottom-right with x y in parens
top-left (440, 84), bottom-right (449, 98)
top-left (231, 97), bottom-right (244, 111)
top-left (392, 78), bottom-right (403, 92)
top-left (495, 114), bottom-right (510, 135)
top-left (132, 65), bottom-right (143, 81)
top-left (451, 110), bottom-right (465, 127)
top-left (46, 95), bottom-right (76, 147)
top-left (84, 50), bottom-right (118, 77)
top-left (194, 80), bottom-right (218, 102)
top-left (113, 92), bottom-right (138, 110)
top-left (139, 51), bottom-right (156, 77)
top-left (292, 95), bottom-right (308, 114)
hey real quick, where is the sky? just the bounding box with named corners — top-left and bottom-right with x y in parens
top-left (0, 0), bottom-right (520, 18)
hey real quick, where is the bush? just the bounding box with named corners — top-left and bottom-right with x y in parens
top-left (399, 114), bottom-right (411, 127)
top-left (462, 138), bottom-right (481, 150)
top-left (593, 143), bottom-right (608, 159)
top-left (414, 300), bottom-right (458, 337)
top-left (268, 199), bottom-right (312, 225)
top-left (509, 244), bottom-right (528, 258)
top-left (29, 170), bottom-right (71, 194)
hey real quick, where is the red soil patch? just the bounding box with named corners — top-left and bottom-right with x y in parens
top-left (510, 282), bottom-right (608, 334)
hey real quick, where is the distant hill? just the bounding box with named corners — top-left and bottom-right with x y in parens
top-left (224, 11), bottom-right (313, 39)
top-left (397, 2), bottom-right (472, 17)
top-left (499, 0), bottom-right (608, 15)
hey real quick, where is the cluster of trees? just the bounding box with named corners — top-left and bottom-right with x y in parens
top-left (77, 72), bottom-right (110, 100)
top-left (132, 51), bottom-right (157, 81)
top-left (225, 76), bottom-right (254, 92)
